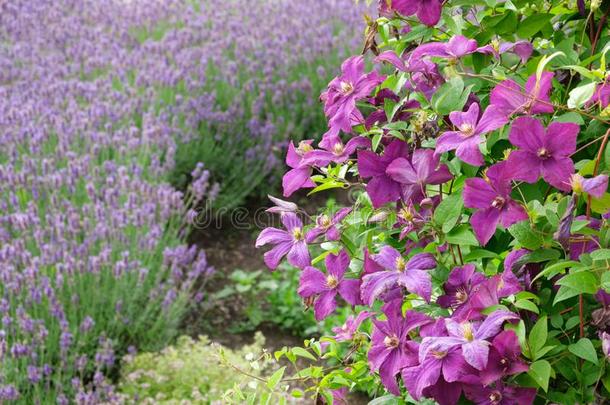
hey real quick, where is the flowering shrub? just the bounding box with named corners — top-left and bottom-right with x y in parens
top-left (257, 0), bottom-right (610, 403)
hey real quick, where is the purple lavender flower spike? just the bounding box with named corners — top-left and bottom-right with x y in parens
top-left (256, 212), bottom-right (310, 270)
top-left (571, 174), bottom-right (608, 198)
top-left (480, 330), bottom-right (529, 385)
top-left (302, 136), bottom-right (370, 167)
top-left (306, 207), bottom-right (352, 242)
top-left (464, 382), bottom-right (537, 405)
top-left (361, 247), bottom-right (436, 304)
top-left (435, 103), bottom-right (508, 166)
top-left (386, 149), bottom-right (452, 204)
top-left (490, 72), bottom-right (554, 116)
top-left (437, 264), bottom-right (486, 310)
top-left (358, 140), bottom-right (409, 208)
top-left (282, 141), bottom-right (316, 197)
top-left (463, 162), bottom-right (528, 245)
top-left (505, 116), bottom-right (578, 191)
top-left (297, 250), bottom-right (360, 320)
top-left (410, 35), bottom-right (478, 61)
top-left (368, 300), bottom-right (433, 395)
top-left (420, 310), bottom-right (520, 370)
top-left (332, 310), bottom-right (374, 341)
top-left (322, 56), bottom-right (385, 133)
top-left (391, 0), bottom-right (443, 26)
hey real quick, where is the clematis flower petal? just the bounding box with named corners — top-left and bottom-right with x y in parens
top-left (313, 290), bottom-right (337, 320)
top-left (470, 207), bottom-right (501, 246)
top-left (298, 266), bottom-right (328, 297)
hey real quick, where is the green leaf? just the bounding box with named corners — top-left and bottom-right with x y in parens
top-left (291, 347), bottom-right (316, 361)
top-left (567, 82), bottom-right (597, 108)
top-left (553, 285), bottom-right (581, 305)
top-left (446, 225), bottom-right (478, 246)
top-left (555, 271), bottom-right (598, 294)
top-left (529, 316), bottom-right (548, 357)
top-left (591, 192), bottom-right (610, 214)
top-left (266, 366), bottom-right (286, 390)
top-left (602, 271), bottom-right (610, 293)
top-left (517, 14), bottom-right (552, 38)
top-left (308, 180), bottom-right (347, 195)
top-left (431, 77), bottom-right (470, 115)
top-left (568, 338), bottom-right (598, 365)
top-left (508, 221), bottom-right (542, 250)
top-left (514, 299), bottom-right (539, 314)
top-left (532, 260), bottom-right (579, 282)
top-left (433, 193), bottom-right (463, 233)
top-left (528, 360), bottom-right (552, 392)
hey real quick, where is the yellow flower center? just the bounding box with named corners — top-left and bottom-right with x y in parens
top-left (395, 257), bottom-right (406, 272)
top-left (489, 391), bottom-right (502, 403)
top-left (491, 196), bottom-right (505, 209)
top-left (297, 141), bottom-right (313, 155)
top-left (340, 81), bottom-right (354, 95)
top-left (571, 174), bottom-right (584, 194)
top-left (462, 322), bottom-right (474, 341)
top-left (292, 227), bottom-right (304, 241)
top-left (431, 350), bottom-right (447, 359)
top-left (399, 207), bottom-right (414, 222)
top-left (383, 335), bottom-right (400, 348)
top-left (332, 142), bottom-right (345, 155)
top-left (455, 289), bottom-right (468, 304)
top-left (459, 123), bottom-right (475, 137)
top-left (537, 147), bottom-right (551, 159)
top-left (318, 214), bottom-right (332, 228)
top-left (326, 274), bottom-right (339, 289)
top-left (491, 38), bottom-right (501, 53)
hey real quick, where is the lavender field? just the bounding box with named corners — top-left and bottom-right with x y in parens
top-left (0, 0), bottom-right (367, 402)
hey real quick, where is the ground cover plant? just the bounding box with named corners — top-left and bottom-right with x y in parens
top-left (254, 0), bottom-right (610, 403)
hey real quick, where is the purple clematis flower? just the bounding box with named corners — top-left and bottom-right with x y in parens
top-left (601, 332), bottom-right (610, 358)
top-left (265, 195), bottom-right (298, 214)
top-left (362, 248), bottom-right (404, 302)
top-left (570, 173), bottom-right (608, 198)
top-left (480, 330), bottom-right (529, 385)
top-left (282, 140), bottom-right (315, 197)
top-left (322, 55), bottom-right (385, 133)
top-left (361, 246), bottom-right (436, 304)
top-left (490, 72), bottom-right (554, 117)
top-left (390, 0), bottom-right (443, 26)
top-left (437, 264), bottom-right (486, 311)
top-left (297, 250), bottom-right (360, 320)
top-left (332, 310), bottom-right (374, 342)
top-left (395, 201), bottom-right (428, 240)
top-left (402, 346), bottom-right (475, 402)
top-left (476, 40), bottom-right (534, 63)
top-left (464, 382), bottom-right (537, 405)
top-left (368, 300), bottom-right (433, 395)
top-left (408, 59), bottom-right (445, 99)
top-left (419, 310), bottom-right (520, 370)
top-left (435, 103), bottom-right (508, 166)
top-left (463, 161), bottom-right (528, 245)
top-left (256, 212), bottom-right (310, 270)
top-left (410, 35), bottom-right (478, 61)
top-left (386, 149), bottom-right (453, 204)
top-left (570, 216), bottom-right (600, 260)
top-left (505, 116), bottom-right (578, 191)
top-left (358, 139), bottom-right (409, 208)
top-left (302, 136), bottom-right (370, 167)
top-left (306, 207), bottom-right (351, 242)
top-left (588, 78), bottom-right (610, 109)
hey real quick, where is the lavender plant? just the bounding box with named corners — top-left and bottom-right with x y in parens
top-left (255, 0), bottom-right (610, 403)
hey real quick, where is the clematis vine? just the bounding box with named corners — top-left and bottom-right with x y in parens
top-left (368, 300), bottom-right (432, 395)
top-left (437, 264), bottom-right (486, 312)
top-left (361, 246), bottom-right (436, 304)
top-left (302, 136), bottom-right (370, 167)
top-left (435, 103), bottom-right (508, 166)
top-left (255, 212), bottom-right (310, 270)
top-left (282, 140), bottom-right (315, 197)
top-left (463, 162), bottom-right (528, 245)
top-left (505, 116), bottom-right (578, 191)
top-left (306, 207), bottom-right (352, 242)
top-left (419, 310), bottom-right (520, 370)
top-left (490, 72), bottom-right (554, 117)
top-left (297, 250), bottom-right (360, 320)
top-left (386, 149), bottom-right (453, 204)
top-left (322, 55), bottom-right (385, 133)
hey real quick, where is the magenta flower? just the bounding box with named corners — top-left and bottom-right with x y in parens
top-left (390, 0), bottom-right (443, 26)
top-left (282, 141), bottom-right (315, 197)
top-left (306, 207), bottom-right (351, 242)
top-left (490, 72), bottom-right (554, 116)
top-left (361, 246), bottom-right (436, 304)
top-left (410, 35), bottom-right (478, 61)
top-left (570, 173), bottom-right (608, 198)
top-left (302, 136), bottom-right (370, 167)
top-left (265, 195), bottom-right (298, 214)
top-left (435, 103), bottom-right (508, 166)
top-left (505, 116), bottom-right (578, 191)
top-left (386, 149), bottom-right (453, 204)
top-left (395, 201), bottom-right (427, 240)
top-left (588, 79), bottom-right (610, 109)
top-left (332, 310), bottom-right (373, 342)
top-left (255, 212), bottom-right (310, 270)
top-left (358, 139), bottom-right (409, 208)
top-left (297, 250), bottom-right (360, 320)
top-left (437, 264), bottom-right (486, 311)
top-left (476, 40), bottom-right (534, 63)
top-left (368, 300), bottom-right (433, 395)
top-left (407, 59), bottom-right (445, 99)
top-left (463, 162), bottom-right (528, 245)
top-left (480, 330), bottom-right (529, 385)
top-left (419, 310), bottom-right (520, 370)
top-left (464, 382), bottom-right (536, 405)
top-left (322, 56), bottom-right (385, 133)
